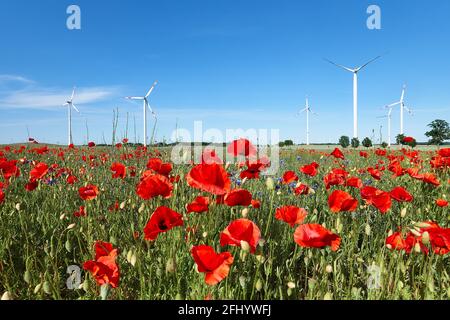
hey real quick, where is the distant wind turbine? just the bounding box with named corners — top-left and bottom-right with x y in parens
top-left (63, 87), bottom-right (80, 145)
top-left (377, 105), bottom-right (394, 147)
top-left (125, 81), bottom-right (158, 146)
top-left (297, 96), bottom-right (317, 145)
top-left (385, 85), bottom-right (413, 135)
top-left (325, 55), bottom-right (383, 139)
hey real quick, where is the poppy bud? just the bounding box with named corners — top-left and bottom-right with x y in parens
top-left (138, 203), bottom-right (145, 213)
top-left (66, 223), bottom-right (76, 230)
top-left (100, 284), bottom-right (110, 300)
top-left (415, 222), bottom-right (431, 229)
top-left (241, 208), bottom-right (248, 218)
top-left (255, 279), bottom-right (263, 292)
top-left (277, 190), bottom-right (282, 195)
top-left (202, 232), bottom-right (208, 238)
top-left (414, 242), bottom-right (421, 253)
top-left (255, 255), bottom-right (265, 263)
top-left (130, 253), bottom-right (137, 267)
top-left (43, 282), bottom-right (51, 294)
top-left (365, 224), bottom-right (371, 236)
top-left (34, 283), bottom-right (42, 294)
top-left (166, 257), bottom-right (176, 273)
top-left (120, 201), bottom-right (126, 209)
top-left (126, 249), bottom-right (133, 263)
top-left (15, 203), bottom-right (21, 211)
top-left (326, 265), bottom-right (333, 273)
top-left (1, 291), bottom-right (12, 300)
top-left (24, 271), bottom-right (31, 284)
top-left (265, 178), bottom-right (275, 190)
top-left (60, 213), bottom-right (66, 220)
top-left (287, 282), bottom-right (295, 289)
top-left (400, 208), bottom-right (407, 218)
top-left (421, 231), bottom-right (430, 245)
top-left (410, 229), bottom-right (421, 237)
top-left (239, 276), bottom-right (246, 288)
top-left (65, 239), bottom-right (72, 252)
top-left (324, 292), bottom-right (333, 300)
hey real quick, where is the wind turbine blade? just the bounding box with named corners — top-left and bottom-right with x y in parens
top-left (146, 101), bottom-right (157, 118)
top-left (404, 105), bottom-right (413, 115)
top-left (145, 81), bottom-right (158, 98)
top-left (400, 85), bottom-right (406, 101)
top-left (386, 101), bottom-right (401, 108)
top-left (357, 55), bottom-right (382, 71)
top-left (63, 103), bottom-right (69, 106)
top-left (125, 96), bottom-right (144, 100)
top-left (323, 58), bottom-right (354, 72)
top-left (72, 104), bottom-right (80, 113)
top-left (377, 115), bottom-right (388, 119)
top-left (71, 87), bottom-right (76, 101)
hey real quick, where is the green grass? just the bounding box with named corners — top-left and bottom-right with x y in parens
top-left (0, 144), bottom-right (449, 300)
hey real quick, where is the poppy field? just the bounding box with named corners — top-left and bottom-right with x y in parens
top-left (0, 140), bottom-right (450, 300)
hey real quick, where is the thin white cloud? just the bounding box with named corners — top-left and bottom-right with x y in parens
top-left (0, 85), bottom-right (120, 110)
top-left (0, 74), bottom-right (34, 84)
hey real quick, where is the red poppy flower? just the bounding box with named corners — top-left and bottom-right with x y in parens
top-left (375, 149), bottom-right (387, 156)
top-left (122, 138), bottom-right (129, 144)
top-left (186, 196), bottom-right (210, 213)
top-left (146, 158), bottom-right (173, 176)
top-left (359, 151), bottom-right (368, 158)
top-left (422, 173), bottom-right (440, 186)
top-left (346, 176), bottom-right (363, 189)
top-left (143, 206), bottom-right (184, 241)
top-left (294, 224), bottom-right (341, 251)
top-left (220, 219), bottom-right (261, 253)
top-left (300, 162), bottom-right (319, 177)
top-left (251, 199), bottom-right (261, 209)
top-left (426, 226), bottom-right (450, 255)
top-left (111, 162), bottom-right (126, 179)
top-left (74, 206), bottom-right (87, 217)
top-left (227, 138), bottom-right (257, 157)
top-left (438, 148), bottom-right (450, 157)
top-left (83, 241), bottom-right (120, 288)
top-left (282, 171), bottom-right (298, 184)
top-left (367, 167), bottom-right (382, 180)
top-left (67, 175), bottom-right (78, 184)
top-left (88, 142), bottom-right (96, 147)
top-left (224, 189), bottom-right (252, 207)
top-left (294, 183), bottom-right (310, 195)
top-left (201, 148), bottom-right (223, 165)
top-left (436, 199), bottom-right (448, 207)
top-left (360, 186), bottom-right (391, 213)
top-left (0, 159), bottom-right (20, 181)
top-left (0, 189), bottom-right (4, 204)
top-left (25, 180), bottom-right (38, 191)
top-left (186, 163), bottom-right (231, 195)
top-left (275, 205), bottom-right (307, 227)
top-left (191, 245), bottom-right (234, 285)
top-left (390, 187), bottom-right (413, 202)
top-left (78, 185), bottom-right (99, 201)
top-left (136, 172), bottom-right (173, 200)
top-left (385, 232), bottom-right (406, 250)
top-left (328, 190), bottom-right (358, 213)
top-left (30, 162), bottom-right (49, 181)
top-left (323, 168), bottom-right (348, 190)
top-left (240, 161), bottom-right (265, 180)
top-left (330, 148), bottom-right (344, 160)
top-left (402, 136), bottom-right (415, 143)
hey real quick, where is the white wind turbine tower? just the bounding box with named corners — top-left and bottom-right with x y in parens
top-left (125, 81), bottom-right (158, 146)
top-left (385, 85), bottom-right (413, 135)
top-left (63, 87), bottom-right (80, 145)
top-left (325, 55), bottom-right (382, 139)
top-left (298, 96), bottom-right (317, 145)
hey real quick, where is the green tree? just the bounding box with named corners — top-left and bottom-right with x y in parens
top-left (284, 140), bottom-right (294, 146)
top-left (362, 137), bottom-right (372, 148)
top-left (396, 134), bottom-right (406, 145)
top-left (381, 142), bottom-right (388, 148)
top-left (339, 136), bottom-right (350, 148)
top-left (351, 137), bottom-right (360, 148)
top-left (425, 119), bottom-right (450, 145)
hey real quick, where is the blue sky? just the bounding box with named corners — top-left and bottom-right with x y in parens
top-left (0, 0), bottom-right (449, 145)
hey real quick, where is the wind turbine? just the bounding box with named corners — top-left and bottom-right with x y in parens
top-left (125, 81), bottom-right (158, 146)
top-left (377, 106), bottom-right (394, 147)
top-left (385, 85), bottom-right (413, 135)
top-left (63, 87), bottom-right (80, 146)
top-left (297, 96), bottom-right (317, 145)
top-left (325, 55), bottom-right (382, 139)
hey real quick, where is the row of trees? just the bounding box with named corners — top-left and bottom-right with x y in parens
top-left (338, 119), bottom-right (450, 148)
